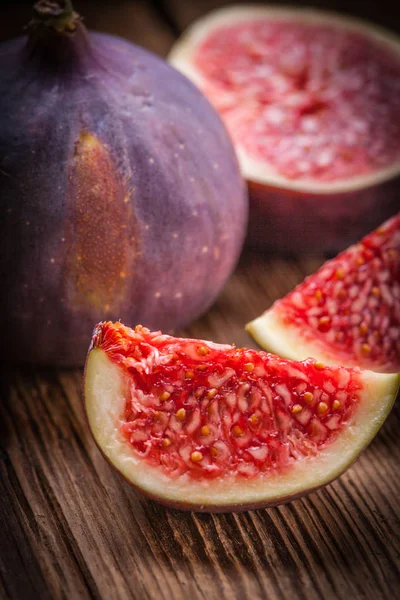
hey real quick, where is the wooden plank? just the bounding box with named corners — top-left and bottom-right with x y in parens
top-left (1, 252), bottom-right (400, 600)
top-left (183, 250), bottom-right (320, 346)
top-left (1, 322), bottom-right (399, 600)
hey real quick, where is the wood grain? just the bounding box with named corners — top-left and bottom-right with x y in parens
top-left (1, 252), bottom-right (400, 600)
top-left (1, 1), bottom-right (400, 599)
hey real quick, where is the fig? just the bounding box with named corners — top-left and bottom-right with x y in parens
top-left (84, 321), bottom-right (398, 512)
top-left (247, 213), bottom-right (400, 373)
top-left (169, 6), bottom-right (400, 253)
top-left (0, 1), bottom-right (247, 365)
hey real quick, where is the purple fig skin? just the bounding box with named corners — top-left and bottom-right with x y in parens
top-left (0, 22), bottom-right (247, 365)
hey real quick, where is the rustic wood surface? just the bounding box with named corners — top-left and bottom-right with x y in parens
top-left (1, 1), bottom-right (400, 599)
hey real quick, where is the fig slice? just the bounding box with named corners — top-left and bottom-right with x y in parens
top-left (247, 213), bottom-right (400, 374)
top-left (84, 321), bottom-right (398, 512)
top-left (169, 6), bottom-right (400, 252)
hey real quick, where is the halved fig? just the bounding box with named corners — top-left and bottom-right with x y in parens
top-left (169, 6), bottom-right (400, 252)
top-left (84, 321), bottom-right (398, 512)
top-left (247, 213), bottom-right (400, 374)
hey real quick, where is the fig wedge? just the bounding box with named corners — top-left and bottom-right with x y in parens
top-left (247, 213), bottom-right (400, 373)
top-left (84, 322), bottom-right (398, 512)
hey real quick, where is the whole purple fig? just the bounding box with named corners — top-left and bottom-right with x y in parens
top-left (0, 1), bottom-right (247, 365)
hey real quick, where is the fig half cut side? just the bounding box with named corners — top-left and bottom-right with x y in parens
top-left (84, 322), bottom-right (398, 512)
top-left (169, 5), bottom-right (400, 253)
top-left (247, 213), bottom-right (400, 374)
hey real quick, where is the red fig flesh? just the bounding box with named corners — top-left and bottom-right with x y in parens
top-left (84, 322), bottom-right (398, 512)
top-left (247, 214), bottom-right (400, 373)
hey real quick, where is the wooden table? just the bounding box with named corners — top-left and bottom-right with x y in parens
top-left (1, 2), bottom-right (399, 599)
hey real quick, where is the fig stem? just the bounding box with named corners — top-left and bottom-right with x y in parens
top-left (63, 0), bottom-right (74, 17)
top-left (32, 0), bottom-right (79, 32)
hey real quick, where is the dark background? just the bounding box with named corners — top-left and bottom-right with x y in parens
top-left (1, 0), bottom-right (400, 49)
